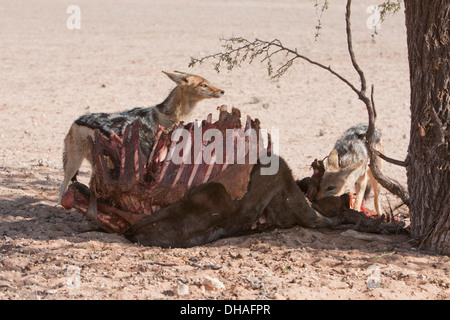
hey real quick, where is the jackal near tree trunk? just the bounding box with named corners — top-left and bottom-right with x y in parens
top-left (315, 124), bottom-right (383, 215)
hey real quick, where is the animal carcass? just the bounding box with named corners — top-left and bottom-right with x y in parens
top-left (60, 106), bottom-right (399, 247)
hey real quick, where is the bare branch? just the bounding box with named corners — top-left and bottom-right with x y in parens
top-left (270, 42), bottom-right (362, 95)
top-left (190, 37), bottom-right (362, 97)
top-left (188, 0), bottom-right (410, 206)
top-left (371, 84), bottom-right (377, 119)
top-left (345, 0), bottom-right (367, 95)
top-left (343, 0), bottom-right (410, 206)
top-left (371, 147), bottom-right (408, 167)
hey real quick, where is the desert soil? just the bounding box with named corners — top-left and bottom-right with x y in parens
top-left (0, 0), bottom-right (448, 300)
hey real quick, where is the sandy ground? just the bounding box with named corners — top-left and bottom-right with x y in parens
top-left (0, 0), bottom-right (448, 300)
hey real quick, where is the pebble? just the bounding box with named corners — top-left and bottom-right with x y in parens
top-left (176, 283), bottom-right (190, 296)
top-left (203, 276), bottom-right (225, 291)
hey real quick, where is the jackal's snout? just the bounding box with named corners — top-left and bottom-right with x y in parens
top-left (200, 81), bottom-right (224, 98)
top-left (210, 86), bottom-right (225, 98)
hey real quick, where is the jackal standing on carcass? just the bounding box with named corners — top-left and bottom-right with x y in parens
top-left (315, 124), bottom-right (383, 215)
top-left (58, 71), bottom-right (224, 204)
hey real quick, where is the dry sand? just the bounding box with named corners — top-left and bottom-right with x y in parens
top-left (0, 0), bottom-right (448, 300)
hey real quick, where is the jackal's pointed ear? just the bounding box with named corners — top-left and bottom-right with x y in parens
top-left (162, 71), bottom-right (188, 84)
top-left (326, 149), bottom-right (340, 170)
top-left (173, 70), bottom-right (195, 77)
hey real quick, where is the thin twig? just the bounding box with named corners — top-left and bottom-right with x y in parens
top-left (191, 37), bottom-right (361, 96)
top-left (345, 0), bottom-right (367, 96)
top-left (185, 261), bottom-right (222, 270)
top-left (148, 261), bottom-right (178, 267)
top-left (371, 147), bottom-right (408, 167)
top-left (271, 43), bottom-right (362, 96)
top-left (371, 84), bottom-right (377, 119)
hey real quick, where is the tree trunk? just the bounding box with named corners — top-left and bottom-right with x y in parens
top-left (404, 1), bottom-right (449, 255)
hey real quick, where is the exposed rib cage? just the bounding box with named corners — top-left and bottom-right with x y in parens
top-left (62, 106), bottom-right (269, 233)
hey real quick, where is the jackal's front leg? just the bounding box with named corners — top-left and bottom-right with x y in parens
top-left (353, 172), bottom-right (368, 212)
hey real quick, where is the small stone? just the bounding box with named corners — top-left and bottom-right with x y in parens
top-left (176, 283), bottom-right (190, 296)
top-left (203, 276), bottom-right (225, 291)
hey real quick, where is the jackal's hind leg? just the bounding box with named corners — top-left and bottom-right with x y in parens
top-left (58, 152), bottom-right (85, 204)
top-left (368, 168), bottom-right (382, 216)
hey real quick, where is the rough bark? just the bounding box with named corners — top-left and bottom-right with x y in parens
top-left (404, 0), bottom-right (450, 255)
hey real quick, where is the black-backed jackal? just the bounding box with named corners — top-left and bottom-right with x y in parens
top-left (315, 124), bottom-right (383, 215)
top-left (58, 71), bottom-right (224, 204)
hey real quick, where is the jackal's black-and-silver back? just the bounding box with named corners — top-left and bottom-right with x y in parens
top-left (57, 71), bottom-right (224, 205)
top-left (334, 124), bottom-right (382, 168)
top-left (316, 123), bottom-right (383, 215)
top-left (75, 106), bottom-right (161, 138)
